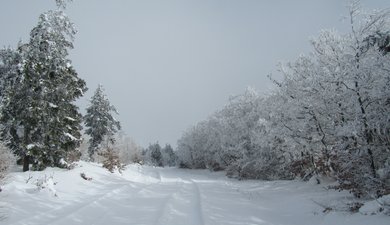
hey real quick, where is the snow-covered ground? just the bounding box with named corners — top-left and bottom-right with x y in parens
top-left (1, 162), bottom-right (388, 225)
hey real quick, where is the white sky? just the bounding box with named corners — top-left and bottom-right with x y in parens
top-left (0, 0), bottom-right (389, 148)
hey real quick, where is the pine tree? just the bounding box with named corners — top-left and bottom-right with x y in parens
top-left (84, 85), bottom-right (121, 161)
top-left (0, 1), bottom-right (87, 171)
top-left (149, 143), bottom-right (163, 167)
top-left (161, 144), bottom-right (177, 167)
top-left (0, 47), bottom-right (24, 163)
top-left (0, 47), bottom-right (23, 101)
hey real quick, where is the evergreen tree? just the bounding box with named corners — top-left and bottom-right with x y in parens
top-left (0, 47), bottom-right (24, 163)
top-left (161, 144), bottom-right (177, 167)
top-left (0, 48), bottom-right (23, 101)
top-left (84, 85), bottom-right (121, 161)
top-left (149, 143), bottom-right (163, 167)
top-left (0, 1), bottom-right (87, 171)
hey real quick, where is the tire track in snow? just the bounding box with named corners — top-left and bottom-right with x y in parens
top-left (153, 182), bottom-right (185, 225)
top-left (15, 182), bottom-right (131, 225)
top-left (152, 179), bottom-right (205, 225)
top-left (48, 170), bottom-right (164, 225)
top-left (190, 180), bottom-right (205, 225)
top-left (12, 182), bottom-right (153, 225)
top-left (49, 182), bottom-right (158, 225)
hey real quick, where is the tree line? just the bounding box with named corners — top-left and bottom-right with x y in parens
top-left (176, 3), bottom-right (390, 198)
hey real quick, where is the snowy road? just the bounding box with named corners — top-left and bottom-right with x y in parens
top-left (2, 162), bottom-right (388, 225)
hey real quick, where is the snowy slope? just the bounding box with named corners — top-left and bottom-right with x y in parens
top-left (1, 162), bottom-right (388, 225)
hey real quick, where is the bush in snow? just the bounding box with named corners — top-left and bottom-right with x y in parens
top-left (36, 175), bottom-right (57, 197)
top-left (24, 174), bottom-right (58, 197)
top-left (0, 142), bottom-right (14, 185)
top-left (63, 149), bottom-right (82, 169)
top-left (332, 151), bottom-right (390, 198)
top-left (99, 147), bottom-right (124, 173)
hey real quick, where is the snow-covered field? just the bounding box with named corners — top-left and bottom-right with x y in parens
top-left (1, 162), bottom-right (388, 225)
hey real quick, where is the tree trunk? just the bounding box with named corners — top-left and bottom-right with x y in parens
top-left (355, 81), bottom-right (377, 178)
top-left (23, 155), bottom-right (30, 172)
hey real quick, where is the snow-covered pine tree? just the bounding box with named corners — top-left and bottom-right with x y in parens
top-left (84, 85), bottom-right (121, 161)
top-left (0, 45), bottom-right (33, 171)
top-left (149, 143), bottom-right (163, 167)
top-left (0, 48), bottom-right (23, 102)
top-left (0, 47), bottom-right (24, 161)
top-left (0, 1), bottom-right (87, 171)
top-left (161, 144), bottom-right (177, 167)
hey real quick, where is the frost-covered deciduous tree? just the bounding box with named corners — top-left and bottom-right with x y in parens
top-left (177, 88), bottom-right (290, 179)
top-left (264, 2), bottom-right (390, 195)
top-left (216, 88), bottom-right (265, 176)
top-left (0, 2), bottom-right (86, 171)
top-left (113, 132), bottom-right (142, 165)
top-left (328, 3), bottom-right (390, 197)
top-left (84, 85), bottom-right (121, 161)
top-left (176, 122), bottom-right (211, 169)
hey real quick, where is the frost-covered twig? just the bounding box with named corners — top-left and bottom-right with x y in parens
top-left (25, 174), bottom-right (33, 184)
top-left (34, 174), bottom-right (58, 197)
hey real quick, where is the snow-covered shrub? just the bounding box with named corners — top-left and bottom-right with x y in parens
top-left (26, 174), bottom-right (58, 197)
top-left (227, 151), bottom-right (293, 180)
top-left (225, 162), bottom-right (240, 179)
top-left (130, 151), bottom-right (143, 164)
top-left (289, 154), bottom-right (313, 181)
top-left (65, 149), bottom-right (81, 164)
top-left (99, 147), bottom-right (124, 173)
top-left (0, 142), bottom-right (14, 184)
top-left (288, 152), bottom-right (332, 182)
top-left (333, 151), bottom-right (390, 198)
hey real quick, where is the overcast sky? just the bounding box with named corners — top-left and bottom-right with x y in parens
top-left (0, 0), bottom-right (388, 148)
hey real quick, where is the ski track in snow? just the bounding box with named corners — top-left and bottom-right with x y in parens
top-left (2, 163), bottom-right (389, 225)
